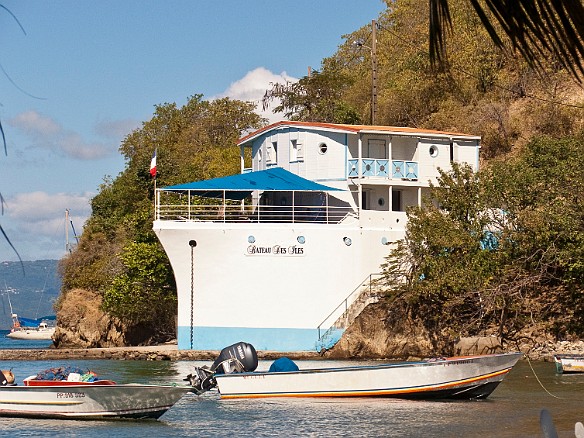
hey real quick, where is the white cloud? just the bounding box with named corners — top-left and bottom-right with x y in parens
top-left (9, 110), bottom-right (115, 160)
top-left (2, 191), bottom-right (92, 260)
top-left (95, 118), bottom-right (141, 140)
top-left (216, 67), bottom-right (298, 124)
top-left (6, 191), bottom-right (92, 222)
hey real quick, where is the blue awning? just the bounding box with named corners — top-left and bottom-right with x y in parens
top-left (17, 315), bottom-right (56, 327)
top-left (160, 167), bottom-right (343, 200)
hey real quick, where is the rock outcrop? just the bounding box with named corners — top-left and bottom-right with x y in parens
top-left (326, 302), bottom-right (507, 359)
top-left (324, 302), bottom-right (435, 359)
top-left (53, 289), bottom-right (126, 348)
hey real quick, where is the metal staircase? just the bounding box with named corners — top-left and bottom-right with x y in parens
top-left (316, 273), bottom-right (384, 351)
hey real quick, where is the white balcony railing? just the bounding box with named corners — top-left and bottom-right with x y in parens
top-left (156, 203), bottom-right (358, 224)
top-left (347, 159), bottom-right (418, 179)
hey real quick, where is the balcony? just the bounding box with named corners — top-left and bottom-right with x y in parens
top-left (155, 203), bottom-right (358, 224)
top-left (348, 159), bottom-right (418, 180)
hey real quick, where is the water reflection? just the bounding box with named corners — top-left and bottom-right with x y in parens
top-left (0, 358), bottom-right (582, 437)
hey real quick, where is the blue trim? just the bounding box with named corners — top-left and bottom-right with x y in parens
top-left (347, 159), bottom-right (358, 177)
top-left (315, 328), bottom-right (344, 352)
top-left (344, 133), bottom-right (348, 179)
top-left (363, 159), bottom-right (375, 176)
top-left (177, 326), bottom-right (340, 352)
top-left (392, 160), bottom-right (405, 178)
top-left (405, 161), bottom-right (418, 179)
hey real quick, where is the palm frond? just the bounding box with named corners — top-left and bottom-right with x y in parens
top-left (429, 0), bottom-right (584, 80)
top-left (0, 118), bottom-right (6, 155)
top-left (428, 0), bottom-right (453, 67)
top-left (0, 224), bottom-right (24, 274)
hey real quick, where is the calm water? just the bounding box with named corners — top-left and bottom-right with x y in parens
top-left (0, 333), bottom-right (582, 437)
top-left (0, 329), bottom-right (54, 350)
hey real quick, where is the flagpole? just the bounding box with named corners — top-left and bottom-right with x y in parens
top-left (150, 148), bottom-right (158, 219)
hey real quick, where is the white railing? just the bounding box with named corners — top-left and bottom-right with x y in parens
top-left (347, 158), bottom-right (419, 179)
top-left (156, 203), bottom-right (358, 224)
top-left (317, 273), bottom-right (384, 340)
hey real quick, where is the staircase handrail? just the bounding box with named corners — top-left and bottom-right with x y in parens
top-left (317, 272), bottom-right (384, 339)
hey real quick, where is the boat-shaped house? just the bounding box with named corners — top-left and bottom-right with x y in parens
top-left (153, 121), bottom-right (481, 351)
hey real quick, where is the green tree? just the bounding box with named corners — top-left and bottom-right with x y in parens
top-left (262, 69), bottom-right (361, 123)
top-left (102, 241), bottom-right (176, 337)
top-left (59, 95), bottom-right (264, 344)
top-left (382, 163), bottom-right (502, 350)
top-left (382, 135), bottom-right (584, 352)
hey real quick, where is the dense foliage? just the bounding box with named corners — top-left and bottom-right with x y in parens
top-left (58, 96), bottom-right (264, 342)
top-left (382, 136), bottom-right (584, 351)
top-left (270, 0), bottom-right (583, 158)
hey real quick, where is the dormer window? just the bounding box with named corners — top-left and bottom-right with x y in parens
top-left (290, 139), bottom-right (304, 162)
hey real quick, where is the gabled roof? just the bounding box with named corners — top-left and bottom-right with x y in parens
top-left (238, 121), bottom-right (481, 145)
top-left (161, 167), bottom-right (343, 200)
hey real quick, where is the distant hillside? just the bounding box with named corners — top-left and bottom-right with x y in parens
top-left (0, 260), bottom-right (61, 329)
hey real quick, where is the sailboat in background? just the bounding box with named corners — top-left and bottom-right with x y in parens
top-left (6, 290), bottom-right (56, 340)
top-left (6, 314), bottom-right (56, 340)
top-left (4, 210), bottom-right (76, 341)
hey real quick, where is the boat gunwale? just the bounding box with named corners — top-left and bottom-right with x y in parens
top-left (214, 352), bottom-right (523, 379)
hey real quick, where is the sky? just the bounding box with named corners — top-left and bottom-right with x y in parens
top-left (0, 0), bottom-right (386, 262)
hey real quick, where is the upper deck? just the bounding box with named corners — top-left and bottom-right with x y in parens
top-left (156, 122), bottom-right (480, 226)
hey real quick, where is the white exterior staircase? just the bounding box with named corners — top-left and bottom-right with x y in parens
top-left (316, 273), bottom-right (384, 351)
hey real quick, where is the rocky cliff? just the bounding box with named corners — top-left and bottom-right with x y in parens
top-left (53, 289), bottom-right (126, 348)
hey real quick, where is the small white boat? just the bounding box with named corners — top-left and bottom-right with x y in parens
top-left (186, 342), bottom-right (522, 400)
top-left (0, 371), bottom-right (192, 420)
top-left (7, 320), bottom-right (55, 340)
top-left (553, 354), bottom-right (584, 373)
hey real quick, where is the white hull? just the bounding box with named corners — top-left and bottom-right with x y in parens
top-left (0, 383), bottom-right (191, 419)
top-left (214, 353), bottom-right (522, 399)
top-left (154, 221), bottom-right (400, 351)
top-left (7, 328), bottom-right (55, 340)
top-left (553, 354), bottom-right (584, 373)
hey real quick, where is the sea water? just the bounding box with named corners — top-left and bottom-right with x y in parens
top-left (0, 337), bottom-right (582, 437)
top-left (0, 329), bottom-right (54, 350)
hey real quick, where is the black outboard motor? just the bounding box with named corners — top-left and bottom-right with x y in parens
top-left (185, 342), bottom-right (258, 394)
top-left (211, 341), bottom-right (258, 374)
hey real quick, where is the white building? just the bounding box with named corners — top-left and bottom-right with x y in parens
top-left (153, 121), bottom-right (481, 351)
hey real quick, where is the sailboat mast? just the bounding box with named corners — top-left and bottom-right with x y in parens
top-left (65, 209), bottom-right (70, 254)
top-left (5, 280), bottom-right (14, 316)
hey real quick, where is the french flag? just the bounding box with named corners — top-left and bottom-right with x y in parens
top-left (149, 149), bottom-right (157, 178)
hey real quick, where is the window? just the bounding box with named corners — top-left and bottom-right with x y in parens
top-left (318, 142), bottom-right (328, 154)
top-left (392, 190), bottom-right (402, 212)
top-left (429, 145), bottom-right (439, 158)
top-left (367, 139), bottom-right (386, 159)
top-left (290, 139), bottom-right (304, 162)
top-left (267, 141), bottom-right (277, 164)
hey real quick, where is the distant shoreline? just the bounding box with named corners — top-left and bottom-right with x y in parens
top-left (0, 345), bottom-right (321, 361)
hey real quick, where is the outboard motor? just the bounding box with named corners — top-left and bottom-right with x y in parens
top-left (211, 341), bottom-right (258, 374)
top-left (185, 342), bottom-right (258, 394)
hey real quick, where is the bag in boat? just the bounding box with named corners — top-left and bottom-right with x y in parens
top-left (268, 357), bottom-right (299, 372)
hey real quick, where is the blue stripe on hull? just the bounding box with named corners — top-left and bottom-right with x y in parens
top-left (177, 326), bottom-right (345, 352)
